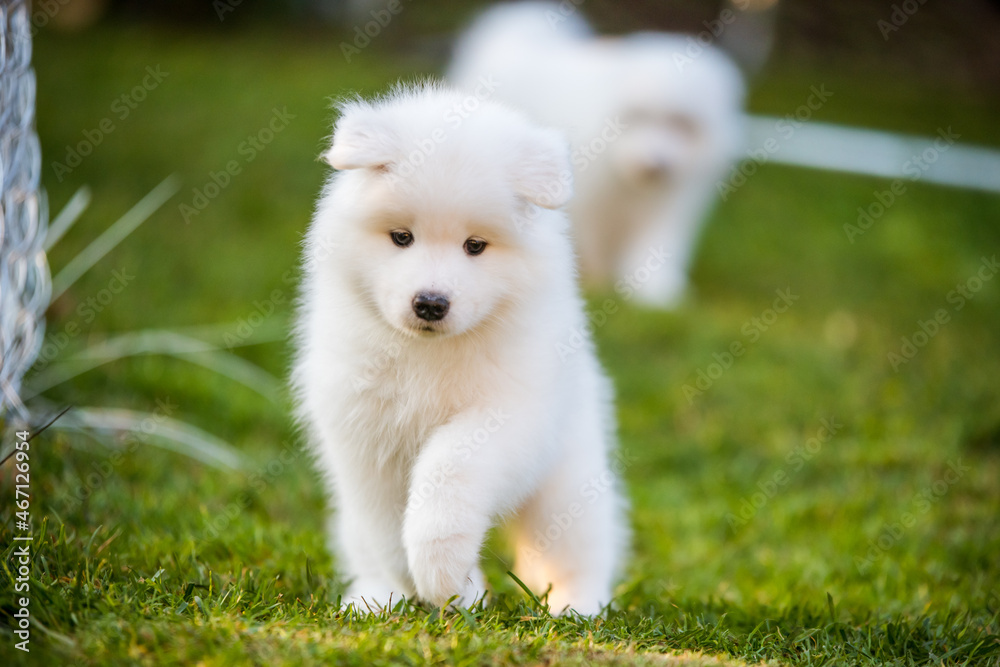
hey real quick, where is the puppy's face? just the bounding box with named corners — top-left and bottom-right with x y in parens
top-left (321, 91), bottom-right (571, 338)
top-left (610, 107), bottom-right (705, 186)
top-left (348, 193), bottom-right (525, 338)
top-left (604, 49), bottom-right (743, 188)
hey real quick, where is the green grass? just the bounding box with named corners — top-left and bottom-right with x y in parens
top-left (2, 23), bottom-right (999, 666)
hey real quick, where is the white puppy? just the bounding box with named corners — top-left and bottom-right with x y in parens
top-left (449, 2), bottom-right (746, 307)
top-left (293, 83), bottom-right (627, 615)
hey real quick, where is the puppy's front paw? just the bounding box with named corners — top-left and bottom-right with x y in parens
top-left (406, 532), bottom-right (483, 607)
top-left (457, 565), bottom-right (488, 609)
top-left (545, 589), bottom-right (606, 617)
top-left (341, 594), bottom-right (388, 614)
top-left (341, 580), bottom-right (407, 613)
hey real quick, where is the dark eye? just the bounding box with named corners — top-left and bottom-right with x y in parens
top-left (464, 237), bottom-right (487, 256)
top-left (621, 109), bottom-right (647, 126)
top-left (390, 230), bottom-right (413, 247)
top-left (664, 113), bottom-right (699, 139)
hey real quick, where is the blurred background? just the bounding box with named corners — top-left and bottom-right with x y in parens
top-left (2, 0), bottom-right (999, 663)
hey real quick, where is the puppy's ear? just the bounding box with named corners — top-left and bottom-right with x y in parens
top-left (513, 127), bottom-right (573, 209)
top-left (323, 104), bottom-right (398, 171)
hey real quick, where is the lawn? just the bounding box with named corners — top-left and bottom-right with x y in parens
top-left (1, 20), bottom-right (999, 666)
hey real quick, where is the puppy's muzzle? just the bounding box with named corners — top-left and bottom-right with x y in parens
top-left (412, 292), bottom-right (450, 322)
top-left (638, 157), bottom-right (674, 181)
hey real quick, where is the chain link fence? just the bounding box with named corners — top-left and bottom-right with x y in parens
top-left (0, 0), bottom-right (50, 423)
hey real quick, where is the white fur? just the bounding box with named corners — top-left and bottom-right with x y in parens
top-left (449, 2), bottom-right (746, 307)
top-left (293, 83), bottom-right (627, 615)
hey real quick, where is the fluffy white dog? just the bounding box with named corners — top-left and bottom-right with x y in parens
top-left (293, 83), bottom-right (627, 615)
top-left (449, 2), bottom-right (746, 307)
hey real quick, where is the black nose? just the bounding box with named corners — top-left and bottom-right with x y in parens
top-left (412, 292), bottom-right (450, 322)
top-left (642, 160), bottom-right (672, 180)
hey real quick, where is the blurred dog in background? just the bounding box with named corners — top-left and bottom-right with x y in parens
top-left (449, 2), bottom-right (748, 307)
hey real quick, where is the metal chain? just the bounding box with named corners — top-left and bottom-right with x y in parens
top-left (0, 0), bottom-right (50, 422)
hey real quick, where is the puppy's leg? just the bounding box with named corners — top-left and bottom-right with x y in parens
top-left (513, 414), bottom-right (626, 615)
top-left (402, 408), bottom-right (545, 608)
top-left (619, 186), bottom-right (714, 308)
top-left (330, 473), bottom-right (415, 611)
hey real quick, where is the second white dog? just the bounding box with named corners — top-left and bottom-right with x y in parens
top-left (449, 2), bottom-right (746, 307)
top-left (293, 83), bottom-right (627, 614)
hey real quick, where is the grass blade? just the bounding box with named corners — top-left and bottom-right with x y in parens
top-left (54, 406), bottom-right (246, 470)
top-left (506, 571), bottom-right (549, 615)
top-left (45, 186), bottom-right (92, 251)
top-left (24, 330), bottom-right (282, 403)
top-left (51, 175), bottom-right (180, 301)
